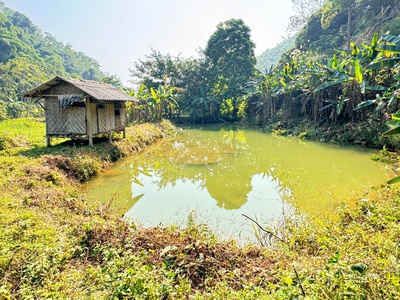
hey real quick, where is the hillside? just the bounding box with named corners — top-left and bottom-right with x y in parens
top-left (295, 0), bottom-right (400, 53)
top-left (0, 1), bottom-right (107, 118)
top-left (256, 35), bottom-right (296, 72)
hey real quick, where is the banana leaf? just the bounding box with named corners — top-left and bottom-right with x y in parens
top-left (150, 87), bottom-right (157, 99)
top-left (354, 60), bottom-right (363, 83)
top-left (387, 176), bottom-right (400, 184)
top-left (387, 94), bottom-right (398, 107)
top-left (353, 99), bottom-right (376, 111)
top-left (381, 34), bottom-right (400, 45)
top-left (371, 33), bottom-right (378, 48)
top-left (360, 81), bottom-right (367, 94)
top-left (366, 57), bottom-right (400, 70)
top-left (382, 126), bottom-right (400, 137)
top-left (376, 44), bottom-right (400, 54)
top-left (386, 120), bottom-right (400, 127)
top-left (365, 85), bottom-right (387, 91)
top-left (319, 103), bottom-right (333, 111)
top-left (314, 77), bottom-right (350, 92)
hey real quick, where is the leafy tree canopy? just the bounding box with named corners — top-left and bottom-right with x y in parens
top-left (204, 19), bottom-right (256, 101)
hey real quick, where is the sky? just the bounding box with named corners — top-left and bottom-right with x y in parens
top-left (3, 0), bottom-right (295, 85)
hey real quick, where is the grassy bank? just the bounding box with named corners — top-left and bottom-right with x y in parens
top-left (0, 118), bottom-right (399, 299)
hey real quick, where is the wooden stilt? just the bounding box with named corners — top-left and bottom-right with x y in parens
top-left (85, 96), bottom-right (93, 146)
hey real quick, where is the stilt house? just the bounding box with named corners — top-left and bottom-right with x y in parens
top-left (23, 76), bottom-right (135, 146)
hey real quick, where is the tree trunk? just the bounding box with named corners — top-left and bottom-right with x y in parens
top-left (346, 7), bottom-right (351, 50)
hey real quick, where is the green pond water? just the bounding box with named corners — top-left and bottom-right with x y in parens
top-left (84, 125), bottom-right (390, 243)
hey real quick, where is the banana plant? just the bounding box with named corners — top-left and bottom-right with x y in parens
top-left (364, 35), bottom-right (400, 73)
top-left (382, 113), bottom-right (400, 184)
top-left (149, 83), bottom-right (178, 120)
top-left (246, 67), bottom-right (282, 123)
top-left (189, 84), bottom-right (215, 123)
top-left (354, 34), bottom-right (400, 112)
top-left (314, 53), bottom-right (363, 93)
top-left (127, 84), bottom-right (152, 123)
top-left (5, 94), bottom-right (23, 118)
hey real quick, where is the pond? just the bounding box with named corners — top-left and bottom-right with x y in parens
top-left (84, 125), bottom-right (390, 243)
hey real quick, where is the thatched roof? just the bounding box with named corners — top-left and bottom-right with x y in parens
top-left (22, 76), bottom-right (135, 102)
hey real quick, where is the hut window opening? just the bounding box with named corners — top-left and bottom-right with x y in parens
top-left (70, 102), bottom-right (85, 107)
top-left (58, 94), bottom-right (84, 110)
top-left (115, 109), bottom-right (120, 116)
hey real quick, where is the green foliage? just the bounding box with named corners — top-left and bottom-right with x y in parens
top-left (380, 113), bottom-right (400, 183)
top-left (127, 4), bottom-right (400, 131)
top-left (381, 16), bottom-right (400, 37)
top-left (205, 19), bottom-right (257, 120)
top-left (130, 19), bottom-right (258, 123)
top-left (0, 118), bottom-right (46, 150)
top-left (256, 35), bottom-right (296, 72)
top-left (298, 0), bottom-right (400, 54)
top-left (127, 82), bottom-right (179, 123)
top-left (244, 29), bottom-right (400, 146)
top-left (101, 74), bottom-right (123, 88)
top-left (0, 2), bottom-right (112, 118)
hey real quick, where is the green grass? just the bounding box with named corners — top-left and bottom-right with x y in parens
top-left (0, 118), bottom-right (46, 149)
top-left (0, 118), bottom-right (399, 299)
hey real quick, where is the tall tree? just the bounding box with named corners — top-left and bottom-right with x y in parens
top-left (129, 49), bottom-right (187, 89)
top-left (204, 19), bottom-right (256, 119)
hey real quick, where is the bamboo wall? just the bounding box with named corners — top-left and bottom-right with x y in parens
top-left (45, 97), bottom-right (67, 134)
top-left (44, 82), bottom-right (127, 137)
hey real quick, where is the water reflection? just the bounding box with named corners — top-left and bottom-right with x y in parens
top-left (85, 125), bottom-right (389, 243)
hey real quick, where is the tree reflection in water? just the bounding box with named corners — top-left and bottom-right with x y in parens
top-left (86, 124), bottom-right (389, 243)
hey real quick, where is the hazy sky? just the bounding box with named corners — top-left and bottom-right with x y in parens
top-left (3, 0), bottom-right (295, 85)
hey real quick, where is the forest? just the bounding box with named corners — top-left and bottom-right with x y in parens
top-left (127, 0), bottom-right (400, 149)
top-left (2, 1), bottom-right (400, 149)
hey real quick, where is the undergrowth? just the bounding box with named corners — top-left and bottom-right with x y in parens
top-left (265, 118), bottom-right (400, 149)
top-left (0, 118), bottom-right (399, 299)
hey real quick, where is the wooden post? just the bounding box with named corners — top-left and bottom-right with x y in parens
top-left (108, 131), bottom-right (112, 143)
top-left (46, 135), bottom-right (51, 147)
top-left (85, 96), bottom-right (93, 146)
top-left (123, 129), bottom-right (126, 139)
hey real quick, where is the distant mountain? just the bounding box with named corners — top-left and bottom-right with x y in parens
top-left (0, 1), bottom-right (106, 102)
top-left (256, 35), bottom-right (296, 72)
